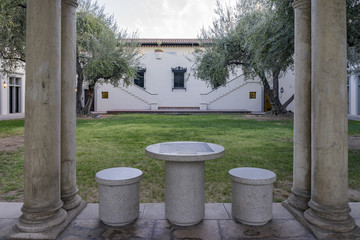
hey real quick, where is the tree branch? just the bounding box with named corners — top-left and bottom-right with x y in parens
top-left (17, 4), bottom-right (27, 9)
top-left (281, 94), bottom-right (294, 110)
top-left (0, 51), bottom-right (25, 62)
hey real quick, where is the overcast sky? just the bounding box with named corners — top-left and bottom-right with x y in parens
top-left (96, 0), bottom-right (238, 38)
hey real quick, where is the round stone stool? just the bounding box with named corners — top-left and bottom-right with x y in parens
top-left (95, 167), bottom-right (142, 226)
top-left (229, 167), bottom-right (276, 226)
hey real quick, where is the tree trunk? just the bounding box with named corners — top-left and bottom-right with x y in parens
top-left (81, 86), bottom-right (94, 115)
top-left (257, 69), bottom-right (294, 115)
top-left (76, 56), bottom-right (84, 115)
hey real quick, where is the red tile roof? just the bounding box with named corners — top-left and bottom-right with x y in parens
top-left (129, 38), bottom-right (211, 46)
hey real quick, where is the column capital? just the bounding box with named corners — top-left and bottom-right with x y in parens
top-left (63, 0), bottom-right (78, 8)
top-left (293, 0), bottom-right (310, 9)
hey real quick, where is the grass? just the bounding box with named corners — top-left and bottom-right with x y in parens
top-left (0, 114), bottom-right (359, 203)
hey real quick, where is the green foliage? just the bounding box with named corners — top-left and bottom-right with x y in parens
top-left (76, 0), bottom-right (140, 114)
top-left (77, 0), bottom-right (139, 87)
top-left (194, 0), bottom-right (359, 113)
top-left (241, 2), bottom-right (294, 76)
top-left (347, 0), bottom-right (360, 74)
top-left (0, 0), bottom-right (140, 114)
top-left (0, 0), bottom-right (26, 73)
top-left (193, 0), bottom-right (295, 114)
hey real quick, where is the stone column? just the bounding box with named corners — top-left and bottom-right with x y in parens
top-left (16, 0), bottom-right (67, 233)
top-left (287, 0), bottom-right (311, 211)
top-left (304, 0), bottom-right (356, 234)
top-left (61, 0), bottom-right (83, 211)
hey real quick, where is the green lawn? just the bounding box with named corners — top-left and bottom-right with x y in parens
top-left (0, 114), bottom-right (359, 203)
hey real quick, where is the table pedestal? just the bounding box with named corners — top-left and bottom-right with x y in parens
top-left (165, 161), bottom-right (204, 226)
top-left (145, 141), bottom-right (225, 227)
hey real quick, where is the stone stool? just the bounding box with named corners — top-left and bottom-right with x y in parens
top-left (229, 167), bottom-right (276, 226)
top-left (95, 167), bottom-right (143, 226)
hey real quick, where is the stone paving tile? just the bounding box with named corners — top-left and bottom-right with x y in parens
top-left (77, 203), bottom-right (145, 221)
top-left (58, 220), bottom-right (105, 240)
top-left (350, 202), bottom-right (360, 219)
top-left (76, 203), bottom-right (99, 220)
top-left (273, 203), bottom-right (294, 219)
top-left (355, 218), bottom-right (360, 230)
top-left (0, 219), bottom-right (17, 240)
top-left (0, 202), bottom-right (22, 219)
top-left (139, 204), bottom-right (146, 218)
top-left (142, 203), bottom-right (166, 220)
top-left (152, 220), bottom-right (223, 240)
top-left (204, 203), bottom-right (229, 220)
top-left (58, 219), bottom-right (156, 240)
top-left (224, 203), bottom-right (294, 221)
top-left (223, 203), bottom-right (233, 220)
top-left (172, 220), bottom-right (221, 240)
top-left (151, 220), bottom-right (172, 240)
top-left (218, 219), bottom-right (315, 239)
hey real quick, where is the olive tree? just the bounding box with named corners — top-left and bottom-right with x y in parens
top-left (193, 0), bottom-right (295, 115)
top-left (0, 0), bottom-right (26, 73)
top-left (0, 0), bottom-right (140, 115)
top-left (76, 0), bottom-right (140, 115)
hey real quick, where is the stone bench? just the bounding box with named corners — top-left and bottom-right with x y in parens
top-left (95, 167), bottom-right (143, 226)
top-left (229, 167), bottom-right (276, 226)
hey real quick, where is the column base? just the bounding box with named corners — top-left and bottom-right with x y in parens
top-left (287, 188), bottom-right (310, 211)
top-left (283, 199), bottom-right (360, 239)
top-left (304, 200), bottom-right (360, 239)
top-left (305, 200), bottom-right (356, 233)
top-left (62, 190), bottom-right (83, 211)
top-left (7, 201), bottom-right (87, 239)
top-left (304, 207), bottom-right (360, 239)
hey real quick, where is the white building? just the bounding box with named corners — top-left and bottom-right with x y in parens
top-left (3, 39), bottom-right (359, 117)
top-left (94, 39), bottom-right (295, 113)
top-left (0, 68), bottom-right (26, 116)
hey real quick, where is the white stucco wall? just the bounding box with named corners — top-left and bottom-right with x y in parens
top-left (278, 70), bottom-right (295, 112)
top-left (96, 46), bottom-right (215, 111)
top-left (95, 45), bottom-right (295, 113)
top-left (95, 83), bottom-right (157, 111)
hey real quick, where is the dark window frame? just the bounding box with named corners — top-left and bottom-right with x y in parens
top-left (171, 66), bottom-right (187, 91)
top-left (134, 67), bottom-right (146, 88)
top-left (8, 76), bottom-right (21, 114)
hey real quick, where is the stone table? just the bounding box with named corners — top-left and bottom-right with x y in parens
top-left (145, 141), bottom-right (225, 226)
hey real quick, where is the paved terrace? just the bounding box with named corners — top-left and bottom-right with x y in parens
top-left (1, 202), bottom-right (360, 239)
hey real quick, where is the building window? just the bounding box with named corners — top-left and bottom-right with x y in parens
top-left (9, 77), bottom-right (21, 113)
top-left (249, 92), bottom-right (256, 99)
top-left (134, 67), bottom-right (146, 88)
top-left (102, 92), bottom-right (108, 99)
top-left (171, 66), bottom-right (187, 90)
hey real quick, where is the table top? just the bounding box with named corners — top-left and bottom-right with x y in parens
top-left (145, 141), bottom-right (225, 162)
